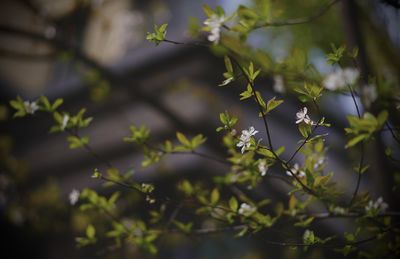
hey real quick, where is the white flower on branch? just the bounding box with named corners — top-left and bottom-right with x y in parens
top-left (323, 68), bottom-right (359, 90)
top-left (61, 114), bottom-right (70, 131)
top-left (238, 203), bottom-right (256, 217)
top-left (286, 163), bottom-right (306, 178)
top-left (24, 101), bottom-right (39, 114)
top-left (69, 189), bottom-right (80, 205)
top-left (236, 126), bottom-right (258, 154)
top-left (365, 197), bottom-right (388, 214)
top-left (258, 160), bottom-right (268, 176)
top-left (204, 14), bottom-right (225, 44)
top-left (295, 107), bottom-right (313, 125)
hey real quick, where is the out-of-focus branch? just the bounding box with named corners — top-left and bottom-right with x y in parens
top-left (254, 0), bottom-right (340, 29)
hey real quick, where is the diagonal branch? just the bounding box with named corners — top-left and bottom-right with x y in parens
top-left (254, 0), bottom-right (340, 29)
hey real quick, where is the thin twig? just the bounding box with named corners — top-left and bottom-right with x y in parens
top-left (66, 128), bottom-right (113, 168)
top-left (346, 84), bottom-right (365, 207)
top-left (385, 122), bottom-right (400, 145)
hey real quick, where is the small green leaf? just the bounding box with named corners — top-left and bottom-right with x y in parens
top-left (266, 97), bottom-right (283, 113)
top-left (176, 132), bottom-right (191, 148)
top-left (86, 224), bottom-right (96, 239)
top-left (345, 134), bottom-right (368, 149)
top-left (210, 188), bottom-right (220, 205)
top-left (229, 197), bottom-right (238, 211)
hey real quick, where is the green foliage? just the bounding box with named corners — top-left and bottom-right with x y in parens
top-left (219, 56), bottom-right (235, 86)
top-left (264, 96), bottom-right (284, 115)
top-left (9, 96), bottom-right (27, 117)
top-left (173, 220), bottom-right (193, 234)
top-left (326, 44), bottom-right (346, 65)
top-left (67, 135), bottom-right (89, 149)
top-left (76, 224), bottom-right (97, 247)
top-left (232, 5), bottom-right (259, 37)
top-left (294, 83), bottom-right (323, 103)
top-left (345, 111), bottom-right (388, 148)
top-left (8, 1), bottom-right (400, 257)
top-left (175, 132), bottom-right (207, 151)
top-left (123, 125), bottom-right (150, 144)
top-left (50, 108), bottom-right (92, 133)
top-left (202, 4), bottom-right (225, 18)
top-left (39, 96), bottom-right (63, 112)
top-left (146, 24), bottom-right (168, 46)
top-left (243, 62), bottom-right (260, 83)
top-left (79, 188), bottom-right (119, 212)
top-left (217, 111), bottom-right (238, 132)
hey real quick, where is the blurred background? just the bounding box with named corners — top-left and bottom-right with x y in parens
top-left (0, 0), bottom-right (399, 258)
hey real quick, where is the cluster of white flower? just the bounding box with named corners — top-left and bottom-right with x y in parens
top-left (257, 160), bottom-right (268, 176)
top-left (61, 114), bottom-right (70, 131)
top-left (237, 126), bottom-right (258, 154)
top-left (362, 84), bottom-right (377, 108)
top-left (203, 14), bottom-right (225, 43)
top-left (69, 189), bottom-right (80, 205)
top-left (24, 100), bottom-right (39, 114)
top-left (238, 203), bottom-right (256, 217)
top-left (365, 197), bottom-right (388, 214)
top-left (286, 163), bottom-right (306, 178)
top-left (332, 206), bottom-right (346, 215)
top-left (295, 107), bottom-right (314, 125)
top-left (273, 75), bottom-right (285, 93)
top-left (323, 68), bottom-right (359, 90)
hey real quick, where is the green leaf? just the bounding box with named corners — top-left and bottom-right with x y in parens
top-left (176, 132), bottom-right (191, 148)
top-left (240, 84), bottom-right (253, 100)
top-left (294, 217), bottom-right (314, 228)
top-left (345, 134), bottom-right (368, 149)
top-left (52, 98), bottom-right (63, 110)
top-left (191, 134), bottom-right (207, 149)
top-left (67, 135), bottom-right (89, 149)
top-left (229, 197), bottom-right (238, 211)
top-left (210, 188), bottom-right (220, 205)
top-left (202, 4), bottom-right (214, 17)
top-left (39, 96), bottom-right (51, 110)
top-left (9, 96), bottom-right (26, 117)
top-left (298, 123), bottom-right (311, 138)
top-left (224, 56), bottom-right (233, 73)
top-left (266, 97), bottom-right (283, 113)
top-left (146, 23), bottom-right (168, 46)
top-left (86, 224), bottom-right (96, 239)
top-left (235, 226), bottom-right (248, 237)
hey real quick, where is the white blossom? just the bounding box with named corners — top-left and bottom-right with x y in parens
top-left (365, 197), bottom-right (388, 214)
top-left (61, 114), bottom-right (70, 131)
top-left (236, 126), bottom-right (258, 153)
top-left (286, 163), bottom-right (306, 178)
top-left (69, 189), bottom-right (80, 205)
top-left (204, 14), bottom-right (225, 43)
top-left (238, 203), bottom-right (256, 217)
top-left (24, 101), bottom-right (39, 114)
top-left (258, 160), bottom-right (268, 176)
top-left (295, 107), bottom-right (313, 125)
top-left (332, 206), bottom-right (346, 215)
top-left (313, 157), bottom-right (325, 169)
top-left (323, 68), bottom-right (359, 90)
top-left (273, 75), bottom-right (285, 93)
top-left (362, 84), bottom-right (377, 108)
